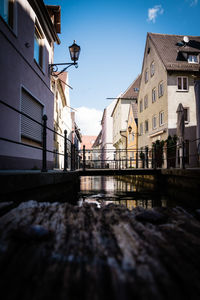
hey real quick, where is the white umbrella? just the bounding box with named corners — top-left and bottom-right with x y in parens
top-left (176, 103), bottom-right (185, 144)
top-left (176, 103), bottom-right (185, 168)
top-left (194, 80), bottom-right (200, 155)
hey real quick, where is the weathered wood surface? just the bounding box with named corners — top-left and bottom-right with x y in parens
top-left (0, 201), bottom-right (200, 300)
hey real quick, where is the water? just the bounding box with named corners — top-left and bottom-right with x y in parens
top-left (78, 175), bottom-right (198, 211)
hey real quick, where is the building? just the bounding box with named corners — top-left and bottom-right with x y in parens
top-left (101, 99), bottom-right (116, 168)
top-left (0, 0), bottom-right (60, 169)
top-left (127, 103), bottom-right (138, 167)
top-left (92, 131), bottom-right (102, 168)
top-left (52, 72), bottom-right (72, 169)
top-left (71, 111), bottom-right (82, 169)
top-left (80, 135), bottom-right (97, 168)
top-left (138, 33), bottom-right (200, 167)
top-left (111, 76), bottom-right (141, 168)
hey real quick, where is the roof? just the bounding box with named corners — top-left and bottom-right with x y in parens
top-left (92, 131), bottom-right (102, 148)
top-left (46, 5), bottom-right (61, 34)
top-left (80, 136), bottom-right (97, 150)
top-left (111, 75), bottom-right (141, 117)
top-left (57, 72), bottom-right (68, 93)
top-left (28, 0), bottom-right (60, 44)
top-left (148, 33), bottom-right (200, 72)
top-left (130, 103), bottom-right (138, 119)
top-left (121, 74), bottom-right (141, 100)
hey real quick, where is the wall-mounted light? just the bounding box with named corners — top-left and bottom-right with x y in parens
top-left (128, 125), bottom-right (132, 133)
top-left (49, 40), bottom-right (81, 76)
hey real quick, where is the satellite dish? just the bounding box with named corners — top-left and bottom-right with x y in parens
top-left (183, 36), bottom-right (189, 44)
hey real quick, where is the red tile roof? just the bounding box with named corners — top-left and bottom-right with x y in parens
top-left (80, 136), bottom-right (97, 150)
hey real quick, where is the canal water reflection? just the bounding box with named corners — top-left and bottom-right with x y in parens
top-left (78, 176), bottom-right (177, 210)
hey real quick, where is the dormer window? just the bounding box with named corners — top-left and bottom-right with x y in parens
top-left (188, 54), bottom-right (198, 64)
top-left (134, 87), bottom-right (139, 92)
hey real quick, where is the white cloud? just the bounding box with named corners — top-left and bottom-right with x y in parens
top-left (147, 5), bottom-right (164, 23)
top-left (75, 107), bottom-right (103, 135)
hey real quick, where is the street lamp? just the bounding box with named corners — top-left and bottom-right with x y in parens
top-left (49, 40), bottom-right (81, 75)
top-left (128, 125), bottom-right (132, 133)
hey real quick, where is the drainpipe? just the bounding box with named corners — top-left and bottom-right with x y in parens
top-left (120, 131), bottom-right (128, 168)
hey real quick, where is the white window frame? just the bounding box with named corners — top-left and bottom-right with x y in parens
top-left (152, 88), bottom-right (156, 103)
top-left (177, 77), bottom-right (188, 91)
top-left (188, 54), bottom-right (199, 64)
top-left (159, 111), bottom-right (164, 126)
top-left (152, 115), bottom-right (157, 130)
top-left (150, 61), bottom-right (155, 77)
top-left (158, 81), bottom-right (164, 97)
top-left (184, 107), bottom-right (189, 123)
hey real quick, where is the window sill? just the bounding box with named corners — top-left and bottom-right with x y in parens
top-left (34, 59), bottom-right (45, 75)
top-left (176, 89), bottom-right (188, 92)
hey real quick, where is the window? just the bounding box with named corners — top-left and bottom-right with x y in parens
top-left (139, 100), bottom-right (143, 112)
top-left (34, 23), bottom-right (44, 68)
top-left (159, 111), bottom-right (164, 126)
top-left (152, 88), bottom-right (156, 103)
top-left (158, 81), bottom-right (164, 97)
top-left (145, 120), bottom-right (149, 133)
top-left (131, 133), bottom-right (134, 142)
top-left (177, 77), bottom-right (188, 91)
top-left (21, 89), bottom-right (43, 143)
top-left (0, 0), bottom-right (14, 28)
top-left (150, 61), bottom-right (155, 76)
top-left (145, 69), bottom-right (148, 83)
top-left (188, 55), bottom-right (198, 64)
top-left (152, 115), bottom-right (157, 130)
top-left (140, 123), bottom-right (143, 135)
top-left (144, 95), bottom-right (148, 109)
top-left (134, 87), bottom-right (139, 92)
top-left (184, 107), bottom-right (189, 123)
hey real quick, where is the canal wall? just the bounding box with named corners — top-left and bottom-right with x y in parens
top-left (0, 171), bottom-right (80, 203)
top-left (117, 169), bottom-right (200, 202)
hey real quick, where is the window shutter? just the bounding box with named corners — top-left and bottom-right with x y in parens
top-left (21, 89), bottom-right (43, 142)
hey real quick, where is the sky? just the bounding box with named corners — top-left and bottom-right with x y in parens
top-left (44, 0), bottom-right (200, 135)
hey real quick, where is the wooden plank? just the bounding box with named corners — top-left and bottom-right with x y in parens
top-left (0, 201), bottom-right (200, 299)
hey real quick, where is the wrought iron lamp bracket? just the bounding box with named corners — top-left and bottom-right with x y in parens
top-left (49, 62), bottom-right (78, 76)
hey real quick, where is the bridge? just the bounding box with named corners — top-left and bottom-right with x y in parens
top-left (77, 168), bottom-right (161, 176)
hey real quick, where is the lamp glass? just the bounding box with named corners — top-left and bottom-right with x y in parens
top-left (69, 41), bottom-right (81, 62)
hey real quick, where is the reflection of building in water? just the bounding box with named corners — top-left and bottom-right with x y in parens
top-left (80, 176), bottom-right (93, 191)
top-left (80, 176), bottom-right (164, 210)
top-left (80, 176), bottom-right (116, 192)
top-left (115, 177), bottom-right (137, 193)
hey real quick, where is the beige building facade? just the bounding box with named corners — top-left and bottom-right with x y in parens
top-left (138, 33), bottom-right (200, 167)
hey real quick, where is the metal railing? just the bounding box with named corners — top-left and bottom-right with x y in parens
top-left (0, 99), bottom-right (79, 172)
top-left (79, 138), bottom-right (200, 170)
top-left (1, 98), bottom-right (200, 172)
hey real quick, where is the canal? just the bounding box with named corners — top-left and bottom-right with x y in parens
top-left (78, 175), bottom-right (199, 211)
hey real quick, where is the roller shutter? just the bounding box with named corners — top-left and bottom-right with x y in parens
top-left (21, 89), bottom-right (43, 142)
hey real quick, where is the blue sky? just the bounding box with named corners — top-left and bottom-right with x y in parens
top-left (44, 0), bottom-right (200, 134)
